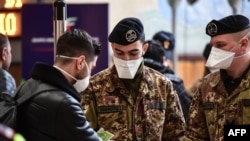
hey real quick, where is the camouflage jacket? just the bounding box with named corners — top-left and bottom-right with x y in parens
top-left (184, 69), bottom-right (250, 141)
top-left (81, 65), bottom-right (185, 141)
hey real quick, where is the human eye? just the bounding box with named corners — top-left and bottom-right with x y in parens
top-left (114, 50), bottom-right (125, 56)
top-left (129, 50), bottom-right (140, 56)
top-left (215, 43), bottom-right (225, 49)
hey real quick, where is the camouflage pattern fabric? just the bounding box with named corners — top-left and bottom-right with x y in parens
top-left (184, 69), bottom-right (250, 141)
top-left (81, 65), bottom-right (185, 141)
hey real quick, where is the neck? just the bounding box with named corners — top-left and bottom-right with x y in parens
top-left (53, 65), bottom-right (76, 84)
top-left (226, 54), bottom-right (250, 79)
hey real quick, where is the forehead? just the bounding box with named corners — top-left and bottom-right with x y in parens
top-left (111, 40), bottom-right (143, 51)
top-left (211, 34), bottom-right (234, 45)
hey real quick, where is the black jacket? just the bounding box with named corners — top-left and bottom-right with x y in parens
top-left (16, 62), bottom-right (101, 141)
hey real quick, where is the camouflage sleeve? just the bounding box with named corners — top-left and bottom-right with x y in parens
top-left (162, 81), bottom-right (186, 141)
top-left (183, 87), bottom-right (210, 141)
top-left (81, 84), bottom-right (99, 130)
top-left (186, 78), bottom-right (202, 98)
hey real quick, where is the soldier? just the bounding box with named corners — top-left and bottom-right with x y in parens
top-left (81, 17), bottom-right (185, 141)
top-left (184, 14), bottom-right (250, 141)
top-left (153, 30), bottom-right (175, 71)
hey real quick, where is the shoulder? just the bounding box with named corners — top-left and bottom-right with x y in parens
top-left (202, 71), bottom-right (220, 83)
top-left (26, 82), bottom-right (83, 117)
top-left (0, 69), bottom-right (16, 95)
top-left (91, 67), bottom-right (112, 80)
top-left (23, 79), bottom-right (77, 104)
top-left (0, 69), bottom-right (14, 80)
top-left (165, 73), bottom-right (183, 84)
top-left (145, 66), bottom-right (168, 78)
top-left (143, 66), bottom-right (172, 85)
top-left (198, 71), bottom-right (221, 93)
top-left (144, 66), bottom-right (162, 75)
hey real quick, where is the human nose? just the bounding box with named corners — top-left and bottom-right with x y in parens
top-left (121, 54), bottom-right (130, 61)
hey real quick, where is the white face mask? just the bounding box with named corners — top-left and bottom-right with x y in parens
top-left (54, 55), bottom-right (91, 92)
top-left (205, 47), bottom-right (235, 69)
top-left (206, 32), bottom-right (250, 70)
top-left (113, 56), bottom-right (143, 79)
top-left (74, 60), bottom-right (90, 92)
top-left (73, 75), bottom-right (90, 92)
top-left (209, 67), bottom-right (219, 73)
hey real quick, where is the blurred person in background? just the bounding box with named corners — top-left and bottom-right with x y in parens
top-left (153, 30), bottom-right (175, 71)
top-left (0, 33), bottom-right (16, 96)
top-left (90, 38), bottom-right (102, 72)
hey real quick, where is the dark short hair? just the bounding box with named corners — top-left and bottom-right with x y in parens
top-left (0, 33), bottom-right (8, 50)
top-left (92, 38), bottom-right (101, 55)
top-left (144, 40), bottom-right (165, 64)
top-left (56, 29), bottom-right (94, 62)
top-left (202, 43), bottom-right (212, 60)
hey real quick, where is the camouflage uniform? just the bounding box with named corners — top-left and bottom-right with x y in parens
top-left (184, 69), bottom-right (250, 141)
top-left (81, 65), bottom-right (185, 141)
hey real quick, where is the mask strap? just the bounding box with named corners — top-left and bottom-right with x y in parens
top-left (56, 55), bottom-right (78, 59)
top-left (53, 65), bottom-right (77, 81)
top-left (56, 54), bottom-right (90, 76)
top-left (83, 61), bottom-right (90, 75)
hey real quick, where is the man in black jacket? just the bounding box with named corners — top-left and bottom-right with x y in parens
top-left (143, 40), bottom-right (191, 121)
top-left (16, 29), bottom-right (102, 141)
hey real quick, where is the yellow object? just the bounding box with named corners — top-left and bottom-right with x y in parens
top-left (13, 133), bottom-right (26, 141)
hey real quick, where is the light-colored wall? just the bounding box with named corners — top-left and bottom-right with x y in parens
top-left (57, 0), bottom-right (158, 35)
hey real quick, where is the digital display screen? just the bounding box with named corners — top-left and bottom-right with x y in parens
top-left (0, 0), bottom-right (22, 37)
top-left (0, 11), bottom-right (21, 37)
top-left (0, 0), bottom-right (22, 10)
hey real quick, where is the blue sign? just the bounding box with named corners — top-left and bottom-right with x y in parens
top-left (21, 4), bottom-right (108, 80)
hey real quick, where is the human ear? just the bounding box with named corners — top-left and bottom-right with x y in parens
top-left (240, 37), bottom-right (249, 51)
top-left (76, 55), bottom-right (85, 70)
top-left (1, 48), bottom-right (7, 61)
top-left (142, 43), bottom-right (148, 55)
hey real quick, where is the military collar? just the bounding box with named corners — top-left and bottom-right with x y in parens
top-left (220, 64), bottom-right (250, 84)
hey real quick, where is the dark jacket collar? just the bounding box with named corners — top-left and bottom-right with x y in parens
top-left (30, 62), bottom-right (81, 102)
top-left (143, 58), bottom-right (174, 74)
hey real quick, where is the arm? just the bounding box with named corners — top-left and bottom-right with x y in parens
top-left (81, 84), bottom-right (99, 130)
top-left (57, 95), bottom-right (101, 141)
top-left (172, 81), bottom-right (191, 121)
top-left (162, 81), bottom-right (186, 141)
top-left (183, 88), bottom-right (210, 141)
